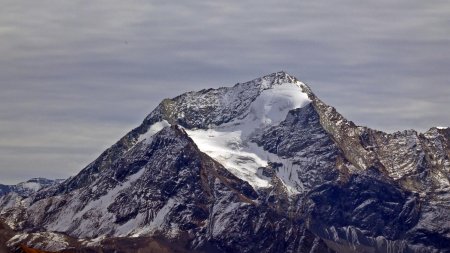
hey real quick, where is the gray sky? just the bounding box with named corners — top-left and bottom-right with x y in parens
top-left (1, 0), bottom-right (449, 184)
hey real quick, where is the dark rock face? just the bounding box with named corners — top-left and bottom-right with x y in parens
top-left (1, 72), bottom-right (449, 252)
top-left (252, 104), bottom-right (343, 190)
top-left (0, 185), bottom-right (10, 197)
top-left (0, 220), bottom-right (14, 253)
top-left (307, 172), bottom-right (420, 239)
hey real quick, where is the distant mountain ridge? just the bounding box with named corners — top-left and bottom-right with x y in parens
top-left (0, 178), bottom-right (63, 197)
top-left (1, 72), bottom-right (449, 253)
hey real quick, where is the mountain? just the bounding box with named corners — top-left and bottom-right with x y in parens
top-left (0, 72), bottom-right (449, 253)
top-left (0, 178), bottom-right (63, 197)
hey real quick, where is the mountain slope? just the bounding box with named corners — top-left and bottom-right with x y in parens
top-left (1, 72), bottom-right (449, 252)
top-left (2, 125), bottom-right (331, 252)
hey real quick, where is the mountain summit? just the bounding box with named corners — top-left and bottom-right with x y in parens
top-left (1, 72), bottom-right (449, 253)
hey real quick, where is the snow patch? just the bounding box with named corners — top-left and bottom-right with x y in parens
top-left (33, 232), bottom-right (69, 251)
top-left (186, 128), bottom-right (270, 188)
top-left (186, 82), bottom-right (310, 192)
top-left (130, 198), bottom-right (179, 237)
top-left (18, 182), bottom-right (41, 192)
top-left (46, 166), bottom-right (147, 237)
top-left (248, 82), bottom-right (310, 126)
top-left (7, 233), bottom-right (28, 247)
top-left (138, 120), bottom-right (170, 143)
top-left (211, 201), bottom-right (242, 237)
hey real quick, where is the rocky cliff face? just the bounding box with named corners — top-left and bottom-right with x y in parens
top-left (1, 72), bottom-right (449, 253)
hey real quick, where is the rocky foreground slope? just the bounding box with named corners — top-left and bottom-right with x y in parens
top-left (1, 72), bottom-right (449, 253)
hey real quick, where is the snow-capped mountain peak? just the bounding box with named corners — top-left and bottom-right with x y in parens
top-left (252, 71), bottom-right (300, 88)
top-left (135, 72), bottom-right (312, 191)
top-left (1, 72), bottom-right (449, 253)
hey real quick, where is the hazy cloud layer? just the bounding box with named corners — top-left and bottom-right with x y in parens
top-left (1, 0), bottom-right (449, 184)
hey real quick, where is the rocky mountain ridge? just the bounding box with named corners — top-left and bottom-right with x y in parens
top-left (1, 72), bottom-right (449, 253)
top-left (0, 178), bottom-right (63, 198)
